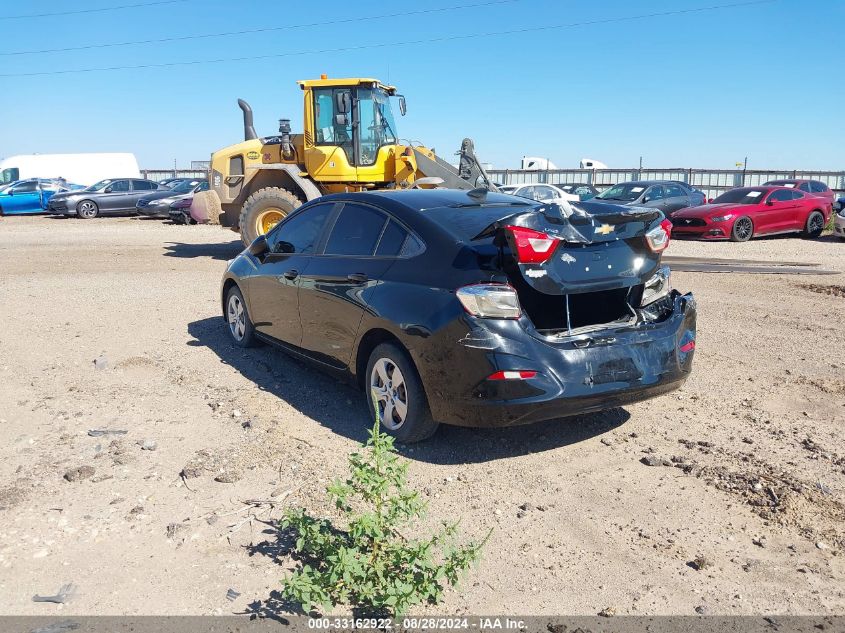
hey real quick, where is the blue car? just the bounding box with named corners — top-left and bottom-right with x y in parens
top-left (0, 178), bottom-right (82, 215)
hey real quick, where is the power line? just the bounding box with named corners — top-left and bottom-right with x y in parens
top-left (0, 0), bottom-right (777, 78)
top-left (0, 0), bottom-right (519, 56)
top-left (0, 0), bottom-right (191, 21)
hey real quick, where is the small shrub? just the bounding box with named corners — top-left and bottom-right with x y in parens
top-left (280, 403), bottom-right (489, 616)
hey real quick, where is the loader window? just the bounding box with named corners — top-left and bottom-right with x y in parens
top-left (314, 88), bottom-right (353, 162)
top-left (357, 87), bottom-right (398, 166)
top-left (0, 168), bottom-right (19, 185)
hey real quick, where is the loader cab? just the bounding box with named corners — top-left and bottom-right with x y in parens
top-left (300, 77), bottom-right (404, 182)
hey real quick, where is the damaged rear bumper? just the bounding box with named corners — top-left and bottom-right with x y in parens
top-left (424, 292), bottom-right (696, 427)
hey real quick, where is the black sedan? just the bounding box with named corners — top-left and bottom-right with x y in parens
top-left (48, 178), bottom-right (167, 218)
top-left (592, 180), bottom-right (706, 217)
top-left (220, 189), bottom-right (697, 442)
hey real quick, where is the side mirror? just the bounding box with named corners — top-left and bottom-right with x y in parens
top-left (6, 189), bottom-right (13, 196)
top-left (104, 186), bottom-right (113, 193)
top-left (642, 196), bottom-right (650, 203)
top-left (398, 95), bottom-right (407, 116)
top-left (335, 91), bottom-right (351, 114)
top-left (766, 198), bottom-right (775, 206)
top-left (248, 234), bottom-right (268, 257)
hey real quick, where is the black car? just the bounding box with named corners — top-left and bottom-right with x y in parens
top-left (592, 180), bottom-right (706, 217)
top-left (220, 189), bottom-right (696, 442)
top-left (48, 178), bottom-right (167, 218)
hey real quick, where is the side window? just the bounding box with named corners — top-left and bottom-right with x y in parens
top-left (665, 184), bottom-right (685, 198)
top-left (533, 186), bottom-right (556, 201)
top-left (375, 220), bottom-right (408, 257)
top-left (574, 186), bottom-right (592, 195)
top-left (109, 180), bottom-right (130, 193)
top-left (645, 186), bottom-right (665, 201)
top-left (769, 190), bottom-right (792, 202)
top-left (790, 191), bottom-right (804, 200)
top-left (324, 203), bottom-right (387, 256)
top-left (810, 181), bottom-right (829, 193)
top-left (268, 204), bottom-right (333, 254)
top-left (196, 182), bottom-right (209, 192)
top-left (798, 182), bottom-right (811, 192)
top-left (13, 181), bottom-right (38, 193)
top-left (132, 180), bottom-right (154, 191)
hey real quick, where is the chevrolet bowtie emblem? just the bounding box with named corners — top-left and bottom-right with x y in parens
top-left (596, 224), bottom-right (615, 235)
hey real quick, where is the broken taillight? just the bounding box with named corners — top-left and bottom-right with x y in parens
top-left (505, 225), bottom-right (559, 263)
top-left (645, 219), bottom-right (672, 252)
top-left (487, 370), bottom-right (538, 380)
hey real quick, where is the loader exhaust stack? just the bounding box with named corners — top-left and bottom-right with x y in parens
top-left (237, 99), bottom-right (258, 141)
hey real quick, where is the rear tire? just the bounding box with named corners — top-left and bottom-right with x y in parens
top-left (366, 342), bottom-right (439, 443)
top-left (225, 285), bottom-right (257, 348)
top-left (803, 211), bottom-right (825, 238)
top-left (238, 187), bottom-right (301, 247)
top-left (77, 200), bottom-right (99, 219)
top-left (730, 216), bottom-right (753, 242)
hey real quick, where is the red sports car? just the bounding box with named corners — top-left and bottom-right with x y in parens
top-left (670, 186), bottom-right (831, 242)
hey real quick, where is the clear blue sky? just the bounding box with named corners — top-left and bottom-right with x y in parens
top-left (0, 0), bottom-right (841, 170)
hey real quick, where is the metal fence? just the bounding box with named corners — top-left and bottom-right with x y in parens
top-left (140, 168), bottom-right (208, 182)
top-left (487, 168), bottom-right (845, 199)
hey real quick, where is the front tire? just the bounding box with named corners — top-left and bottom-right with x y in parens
top-left (803, 211), bottom-right (825, 238)
top-left (730, 216), bottom-right (753, 242)
top-left (225, 285), bottom-right (257, 348)
top-left (238, 187), bottom-right (301, 247)
top-left (77, 200), bottom-right (99, 219)
top-left (366, 342), bottom-right (439, 443)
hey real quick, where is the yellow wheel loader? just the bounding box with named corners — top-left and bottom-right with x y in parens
top-left (201, 76), bottom-right (496, 245)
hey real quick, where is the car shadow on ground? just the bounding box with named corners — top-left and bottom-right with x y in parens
top-left (187, 317), bottom-right (630, 465)
top-left (164, 240), bottom-right (242, 260)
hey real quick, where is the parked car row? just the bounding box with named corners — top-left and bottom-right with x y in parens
top-left (500, 178), bottom-right (838, 243)
top-left (0, 175), bottom-right (210, 223)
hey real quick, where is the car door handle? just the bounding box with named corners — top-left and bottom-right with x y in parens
top-left (347, 273), bottom-right (368, 283)
top-left (281, 269), bottom-right (299, 281)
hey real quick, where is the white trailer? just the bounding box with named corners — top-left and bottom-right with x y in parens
top-left (0, 153), bottom-right (140, 187)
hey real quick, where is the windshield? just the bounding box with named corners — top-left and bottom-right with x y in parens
top-left (358, 87), bottom-right (398, 166)
top-left (170, 180), bottom-right (201, 194)
top-left (713, 188), bottom-right (768, 204)
top-left (85, 179), bottom-right (112, 192)
top-left (596, 183), bottom-right (647, 201)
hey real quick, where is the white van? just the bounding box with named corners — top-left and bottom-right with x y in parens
top-left (0, 153), bottom-right (141, 187)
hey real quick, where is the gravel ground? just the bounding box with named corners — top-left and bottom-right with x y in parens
top-left (0, 215), bottom-right (843, 616)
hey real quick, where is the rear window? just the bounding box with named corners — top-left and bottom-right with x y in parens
top-left (375, 220), bottom-right (407, 257)
top-left (423, 204), bottom-right (538, 241)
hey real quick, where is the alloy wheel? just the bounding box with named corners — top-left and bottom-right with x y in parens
top-left (227, 294), bottom-right (246, 341)
top-left (809, 213), bottom-right (824, 234)
top-left (370, 358), bottom-right (409, 430)
top-left (78, 201), bottom-right (97, 218)
top-left (735, 217), bottom-right (752, 240)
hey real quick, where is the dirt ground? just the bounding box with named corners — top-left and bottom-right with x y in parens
top-left (1, 215), bottom-right (843, 617)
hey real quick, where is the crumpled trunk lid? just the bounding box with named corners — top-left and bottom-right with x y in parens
top-left (473, 201), bottom-right (664, 296)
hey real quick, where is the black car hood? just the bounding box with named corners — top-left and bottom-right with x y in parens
top-left (472, 201), bottom-right (664, 295)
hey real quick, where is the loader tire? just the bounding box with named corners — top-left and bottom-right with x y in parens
top-left (238, 187), bottom-right (301, 247)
